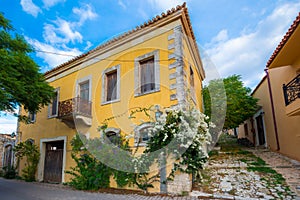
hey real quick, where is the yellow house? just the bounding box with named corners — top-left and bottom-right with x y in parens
top-left (238, 13), bottom-right (300, 161)
top-left (17, 3), bottom-right (205, 193)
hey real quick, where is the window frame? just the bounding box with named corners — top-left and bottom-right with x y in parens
top-left (134, 50), bottom-right (160, 97)
top-left (103, 127), bottom-right (121, 146)
top-left (76, 75), bottom-right (92, 102)
top-left (48, 87), bottom-right (60, 118)
top-left (101, 65), bottom-right (120, 105)
top-left (189, 66), bottom-right (197, 104)
top-left (28, 112), bottom-right (36, 123)
top-left (134, 122), bottom-right (153, 146)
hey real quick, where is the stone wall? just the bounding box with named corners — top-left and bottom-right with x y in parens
top-left (167, 172), bottom-right (192, 195)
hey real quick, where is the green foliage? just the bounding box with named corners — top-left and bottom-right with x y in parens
top-left (2, 166), bottom-right (17, 179)
top-left (14, 140), bottom-right (40, 181)
top-left (66, 134), bottom-right (135, 190)
top-left (0, 12), bottom-right (54, 114)
top-left (68, 105), bottom-right (211, 193)
top-left (203, 74), bottom-right (258, 129)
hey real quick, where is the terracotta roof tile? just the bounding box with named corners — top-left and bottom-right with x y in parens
top-left (44, 2), bottom-right (195, 77)
top-left (266, 12), bottom-right (300, 68)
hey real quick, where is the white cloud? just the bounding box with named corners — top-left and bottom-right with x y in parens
top-left (20, 0), bottom-right (42, 17)
top-left (42, 0), bottom-right (65, 9)
top-left (84, 41), bottom-right (93, 51)
top-left (43, 18), bottom-right (83, 44)
top-left (72, 4), bottom-right (98, 26)
top-left (0, 112), bottom-right (17, 134)
top-left (27, 37), bottom-right (82, 70)
top-left (146, 0), bottom-right (187, 11)
top-left (118, 0), bottom-right (127, 10)
top-left (211, 29), bottom-right (228, 43)
top-left (203, 2), bottom-right (300, 89)
top-left (137, 8), bottom-right (149, 20)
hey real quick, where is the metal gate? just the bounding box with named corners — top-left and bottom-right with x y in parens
top-left (43, 141), bottom-right (64, 183)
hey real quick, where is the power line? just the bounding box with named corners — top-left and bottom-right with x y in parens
top-left (34, 49), bottom-right (178, 63)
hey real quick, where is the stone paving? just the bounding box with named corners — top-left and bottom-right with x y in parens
top-left (192, 147), bottom-right (300, 200)
top-left (249, 148), bottom-right (300, 197)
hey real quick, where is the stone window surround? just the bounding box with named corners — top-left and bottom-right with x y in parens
top-left (134, 50), bottom-right (160, 97)
top-left (134, 122), bottom-right (153, 146)
top-left (101, 65), bottom-right (121, 105)
top-left (38, 136), bottom-right (67, 183)
top-left (28, 111), bottom-right (36, 123)
top-left (253, 109), bottom-right (268, 148)
top-left (48, 87), bottom-right (60, 119)
top-left (104, 127), bottom-right (121, 137)
top-left (189, 65), bottom-right (197, 105)
top-left (75, 75), bottom-right (92, 101)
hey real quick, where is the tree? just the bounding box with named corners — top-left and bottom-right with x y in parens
top-left (0, 12), bottom-right (54, 114)
top-left (203, 74), bottom-right (258, 130)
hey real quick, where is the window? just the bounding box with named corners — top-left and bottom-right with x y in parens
top-left (28, 112), bottom-right (36, 123)
top-left (190, 67), bottom-right (194, 88)
top-left (134, 123), bottom-right (153, 146)
top-left (76, 75), bottom-right (92, 102)
top-left (48, 88), bottom-right (59, 118)
top-left (79, 81), bottom-right (89, 101)
top-left (134, 50), bottom-right (160, 96)
top-left (138, 128), bottom-right (150, 143)
top-left (102, 65), bottom-right (120, 104)
top-left (105, 131), bottom-right (120, 145)
top-left (140, 58), bottom-right (155, 93)
top-left (189, 66), bottom-right (196, 103)
top-left (106, 71), bottom-right (117, 101)
top-left (102, 128), bottom-right (121, 146)
top-left (26, 138), bottom-right (35, 145)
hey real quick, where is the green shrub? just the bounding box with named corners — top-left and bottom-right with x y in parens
top-left (14, 140), bottom-right (40, 182)
top-left (2, 166), bottom-right (17, 179)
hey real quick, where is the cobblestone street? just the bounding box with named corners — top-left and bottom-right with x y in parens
top-left (1, 136), bottom-right (300, 200)
top-left (191, 135), bottom-right (300, 200)
top-left (250, 148), bottom-right (300, 197)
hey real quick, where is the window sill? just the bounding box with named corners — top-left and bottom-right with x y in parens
top-left (134, 88), bottom-right (160, 97)
top-left (101, 98), bottom-right (120, 106)
top-left (48, 115), bottom-right (58, 119)
top-left (134, 143), bottom-right (148, 147)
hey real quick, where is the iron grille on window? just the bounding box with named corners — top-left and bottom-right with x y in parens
top-left (283, 74), bottom-right (300, 106)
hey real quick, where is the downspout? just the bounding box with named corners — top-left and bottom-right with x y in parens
top-left (264, 68), bottom-right (280, 151)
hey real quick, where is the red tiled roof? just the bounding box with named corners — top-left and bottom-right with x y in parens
top-left (266, 12), bottom-right (300, 68)
top-left (44, 2), bottom-right (196, 77)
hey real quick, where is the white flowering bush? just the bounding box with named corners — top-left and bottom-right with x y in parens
top-left (144, 105), bottom-right (212, 179)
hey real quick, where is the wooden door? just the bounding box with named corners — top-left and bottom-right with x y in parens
top-left (43, 141), bottom-right (64, 183)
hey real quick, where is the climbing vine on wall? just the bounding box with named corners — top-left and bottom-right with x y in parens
top-left (67, 105), bottom-right (212, 192)
top-left (14, 140), bottom-right (40, 182)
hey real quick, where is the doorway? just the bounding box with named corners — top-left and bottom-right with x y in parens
top-left (255, 115), bottom-right (266, 146)
top-left (43, 141), bottom-right (64, 183)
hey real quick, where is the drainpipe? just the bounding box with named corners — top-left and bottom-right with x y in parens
top-left (264, 68), bottom-right (280, 151)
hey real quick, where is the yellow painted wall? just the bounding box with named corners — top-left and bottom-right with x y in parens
top-left (18, 18), bottom-right (205, 191)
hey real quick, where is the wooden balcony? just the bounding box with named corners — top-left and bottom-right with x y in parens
top-left (283, 74), bottom-right (300, 116)
top-left (58, 97), bottom-right (92, 129)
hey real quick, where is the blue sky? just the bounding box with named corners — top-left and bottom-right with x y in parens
top-left (1, 0), bottom-right (300, 133)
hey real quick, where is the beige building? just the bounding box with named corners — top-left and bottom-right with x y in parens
top-left (238, 13), bottom-right (300, 161)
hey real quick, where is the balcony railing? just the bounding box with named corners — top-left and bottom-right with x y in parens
top-left (283, 74), bottom-right (300, 106)
top-left (58, 97), bottom-right (92, 118)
